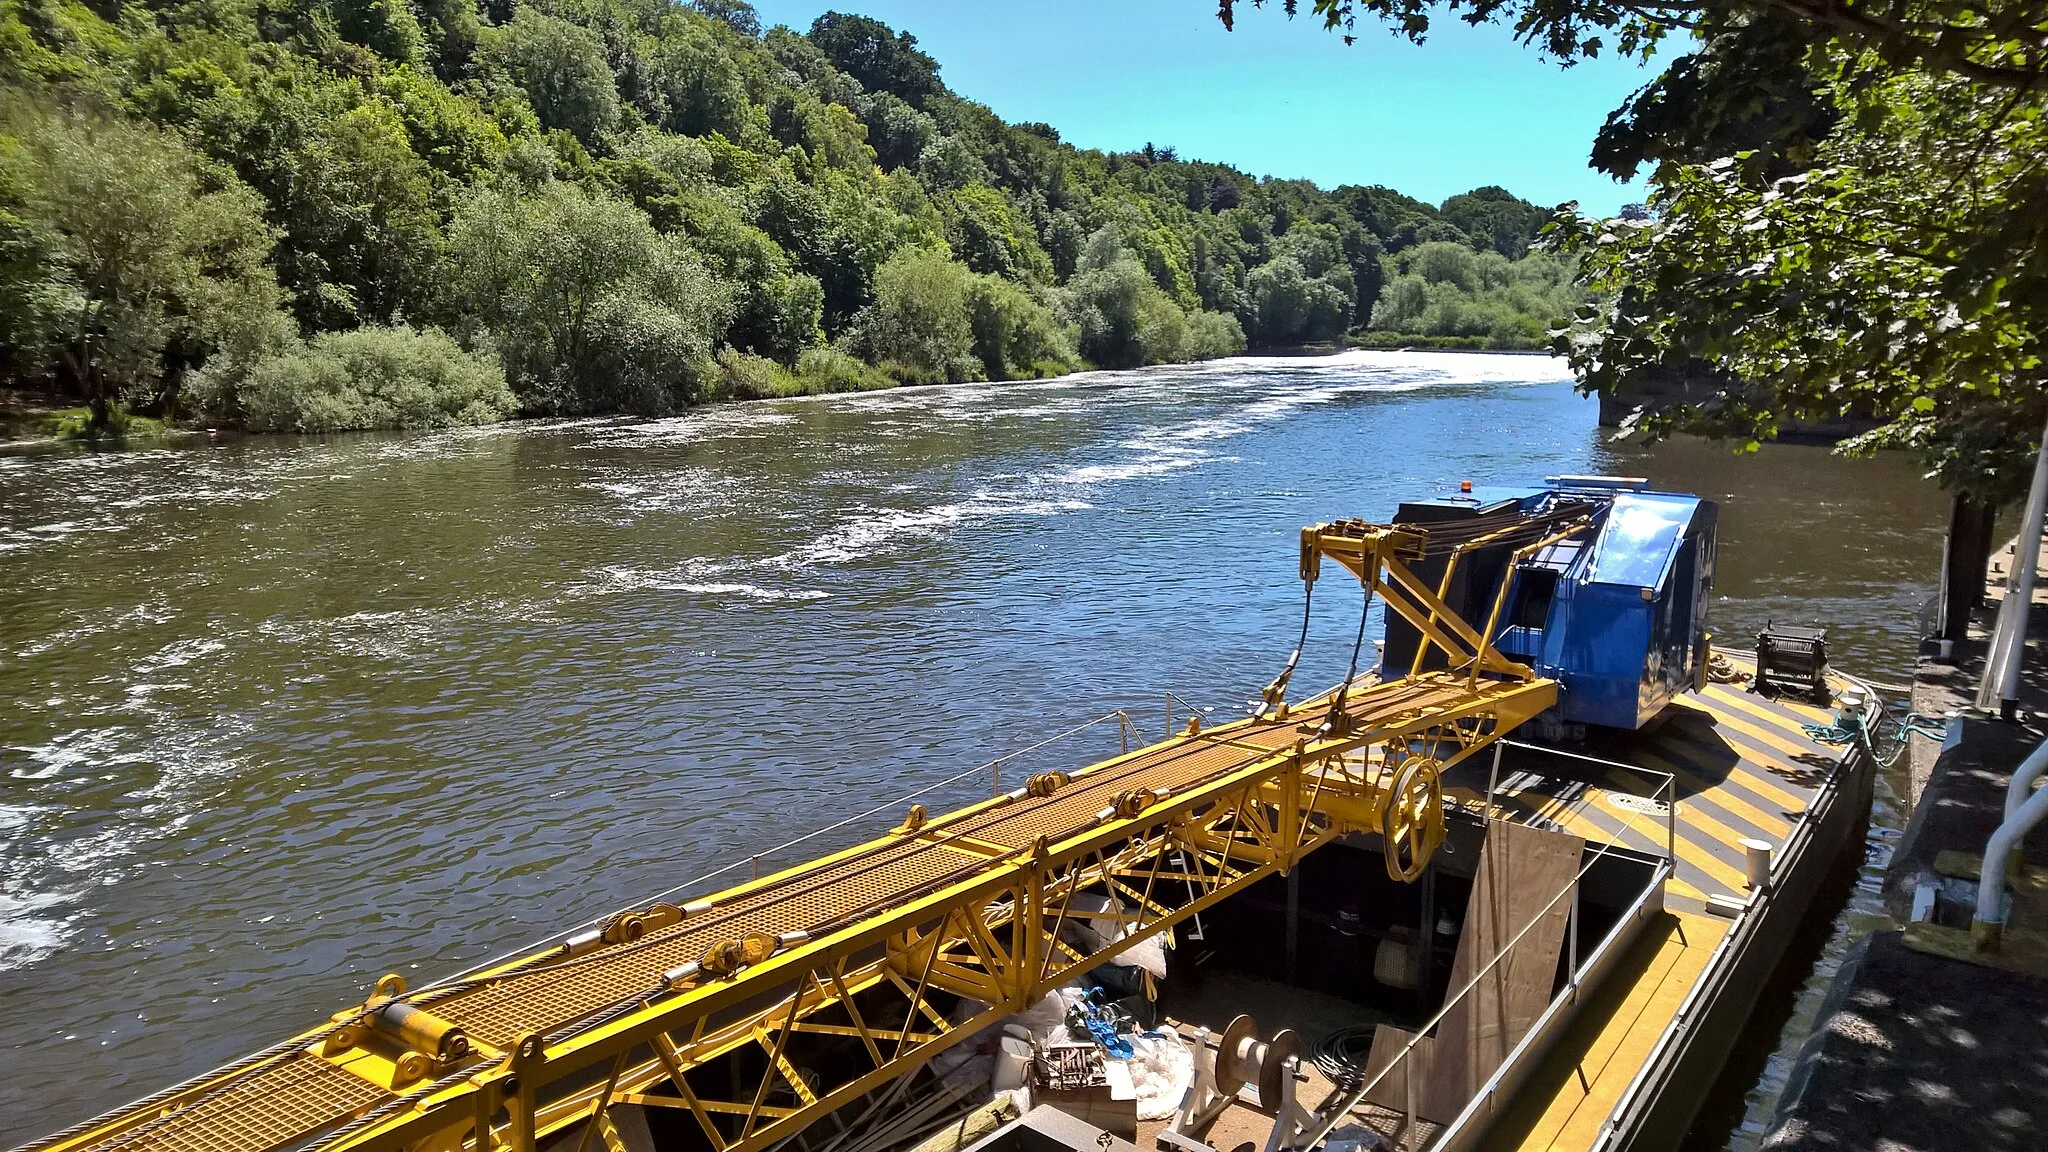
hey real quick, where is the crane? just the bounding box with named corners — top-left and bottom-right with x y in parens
top-left (22, 503), bottom-right (1596, 1152)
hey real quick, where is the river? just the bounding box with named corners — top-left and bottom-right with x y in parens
top-left (0, 351), bottom-right (1947, 1149)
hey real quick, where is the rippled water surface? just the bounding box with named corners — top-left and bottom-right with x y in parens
top-left (0, 353), bottom-right (1947, 1147)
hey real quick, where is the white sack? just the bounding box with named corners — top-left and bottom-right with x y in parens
top-left (1117, 1031), bottom-right (1195, 1122)
top-left (1064, 894), bottom-right (1170, 980)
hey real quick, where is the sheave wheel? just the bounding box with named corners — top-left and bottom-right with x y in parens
top-left (1380, 756), bottom-right (1445, 882)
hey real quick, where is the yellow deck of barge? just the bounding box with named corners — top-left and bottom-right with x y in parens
top-left (1464, 675), bottom-right (1848, 910)
top-left (1486, 908), bottom-right (1728, 1152)
top-left (1146, 662), bottom-right (1863, 1152)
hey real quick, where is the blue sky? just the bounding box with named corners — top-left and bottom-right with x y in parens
top-left (747, 1), bottom-right (1658, 215)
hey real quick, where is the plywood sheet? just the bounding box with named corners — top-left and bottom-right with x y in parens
top-left (1426, 819), bottom-right (1584, 1122)
top-left (1361, 1024), bottom-right (1439, 1117)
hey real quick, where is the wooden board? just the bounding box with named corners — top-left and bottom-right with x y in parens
top-left (1362, 1025), bottom-right (1438, 1115)
top-left (1425, 819), bottom-right (1585, 1122)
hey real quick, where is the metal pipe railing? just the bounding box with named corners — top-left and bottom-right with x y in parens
top-left (2002, 738), bottom-right (2048, 823)
top-left (1974, 744), bottom-right (2048, 950)
top-left (1163, 691), bottom-right (1210, 737)
top-left (1493, 739), bottom-right (1678, 871)
top-left (1597, 685), bottom-right (1866, 1142)
top-left (1434, 858), bottom-right (1671, 1151)
top-left (1291, 764), bottom-right (1671, 1151)
top-left (1978, 412), bottom-right (2048, 716)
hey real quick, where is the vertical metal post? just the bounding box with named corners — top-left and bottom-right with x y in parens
top-left (1485, 741), bottom-right (1505, 822)
top-left (1568, 880), bottom-right (1580, 987)
top-left (1665, 779), bottom-right (1676, 866)
top-left (1403, 1058), bottom-right (1418, 1152)
top-left (1981, 413), bottom-right (2048, 717)
top-left (752, 855), bottom-right (761, 880)
top-left (1119, 712), bottom-right (1129, 756)
top-left (1284, 868), bottom-right (1300, 984)
top-left (1998, 485), bottom-right (2048, 718)
top-left (991, 760), bottom-right (1000, 797)
top-left (1166, 695), bottom-right (1173, 740)
top-left (1935, 495), bottom-right (1959, 643)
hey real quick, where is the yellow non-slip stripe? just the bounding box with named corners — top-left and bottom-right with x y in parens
top-left (1515, 910), bottom-right (1720, 1139)
top-left (1524, 910), bottom-right (1729, 1151)
top-left (1597, 761), bottom-right (1789, 843)
top-left (1656, 719), bottom-right (1829, 800)
top-left (1469, 779), bottom-right (1714, 903)
top-left (1678, 694), bottom-right (1836, 763)
top-left (1621, 748), bottom-right (1797, 836)
top-left (1511, 922), bottom-right (1693, 1151)
top-left (1598, 766), bottom-right (1779, 865)
top-left (1582, 791), bottom-right (1746, 895)
top-left (1701, 681), bottom-right (1837, 726)
top-left (1529, 795), bottom-right (1711, 904)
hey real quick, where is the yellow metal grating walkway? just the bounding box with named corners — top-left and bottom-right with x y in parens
top-left (1482, 910), bottom-right (1730, 1152)
top-left (36, 670), bottom-right (1548, 1152)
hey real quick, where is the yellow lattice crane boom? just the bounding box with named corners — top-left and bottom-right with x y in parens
top-left (20, 507), bottom-right (1593, 1152)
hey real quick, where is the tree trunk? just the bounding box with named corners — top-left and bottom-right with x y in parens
top-left (1937, 496), bottom-right (2001, 644)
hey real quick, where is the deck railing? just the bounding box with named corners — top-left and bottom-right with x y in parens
top-left (1487, 738), bottom-right (1678, 871)
top-left (1292, 744), bottom-right (1678, 1152)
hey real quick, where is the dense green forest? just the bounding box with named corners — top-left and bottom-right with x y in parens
top-left (0, 0), bottom-right (1577, 435)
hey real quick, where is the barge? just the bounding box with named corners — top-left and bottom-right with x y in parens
top-left (15, 478), bottom-right (1875, 1152)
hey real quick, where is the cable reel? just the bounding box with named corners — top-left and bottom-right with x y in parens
top-left (1213, 1014), bottom-right (1302, 1107)
top-left (1172, 1014), bottom-right (1311, 1138)
top-left (1380, 756), bottom-right (1445, 883)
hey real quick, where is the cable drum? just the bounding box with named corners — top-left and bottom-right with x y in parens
top-left (1310, 1025), bottom-right (1379, 1086)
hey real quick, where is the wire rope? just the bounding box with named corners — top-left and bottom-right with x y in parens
top-left (1320, 568), bottom-right (1376, 735)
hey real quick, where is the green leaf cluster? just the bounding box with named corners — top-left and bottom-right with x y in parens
top-left (1547, 27), bottom-right (2048, 498)
top-left (193, 323), bottom-right (516, 432)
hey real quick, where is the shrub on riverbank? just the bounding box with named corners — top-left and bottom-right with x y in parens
top-left (1186, 309), bottom-right (1250, 360)
top-left (191, 326), bottom-right (516, 433)
top-left (795, 348), bottom-right (896, 393)
top-left (0, 0), bottom-right (1574, 432)
top-left (447, 184), bottom-right (733, 414)
top-left (845, 248), bottom-right (984, 384)
top-left (967, 277), bottom-right (1077, 380)
top-left (1058, 258), bottom-right (1245, 369)
top-left (707, 346), bottom-right (910, 400)
top-left (1367, 245), bottom-right (1584, 350)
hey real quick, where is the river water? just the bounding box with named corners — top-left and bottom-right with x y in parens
top-left (0, 352), bottom-right (1946, 1148)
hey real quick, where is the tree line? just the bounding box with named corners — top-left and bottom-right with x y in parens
top-left (0, 0), bottom-right (1576, 436)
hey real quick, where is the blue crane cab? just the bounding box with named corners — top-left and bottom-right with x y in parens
top-left (1379, 476), bottom-right (1718, 735)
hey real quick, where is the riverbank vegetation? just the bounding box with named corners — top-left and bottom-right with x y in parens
top-left (1229, 0), bottom-right (2048, 501)
top-left (0, 1), bottom-right (1578, 438)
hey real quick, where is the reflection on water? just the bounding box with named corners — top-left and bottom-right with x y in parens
top-left (0, 352), bottom-right (1947, 1146)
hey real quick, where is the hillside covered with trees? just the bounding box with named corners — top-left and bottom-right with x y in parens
top-left (0, 0), bottom-right (1577, 435)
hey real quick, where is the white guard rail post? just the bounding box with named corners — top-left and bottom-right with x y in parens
top-left (1973, 738), bottom-right (2048, 950)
